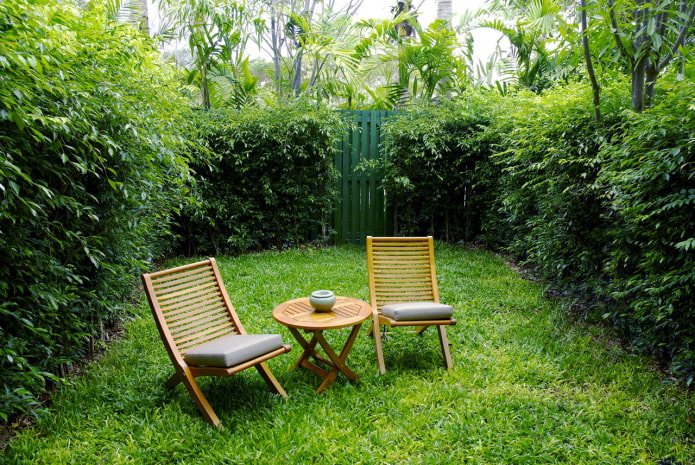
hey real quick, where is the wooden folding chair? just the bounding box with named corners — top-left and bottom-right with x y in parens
top-left (366, 236), bottom-right (456, 374)
top-left (141, 258), bottom-right (291, 428)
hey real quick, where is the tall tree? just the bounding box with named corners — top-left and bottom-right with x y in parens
top-left (605, 0), bottom-right (695, 111)
top-left (261, 0), bottom-right (363, 99)
top-left (131, 0), bottom-right (149, 34)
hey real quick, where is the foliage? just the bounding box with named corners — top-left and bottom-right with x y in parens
top-left (154, 0), bottom-right (477, 110)
top-left (156, 0), bottom-right (263, 108)
top-left (478, 0), bottom-right (582, 93)
top-left (382, 19), bottom-right (471, 107)
top-left (0, 0), bottom-right (190, 421)
top-left (175, 102), bottom-right (344, 255)
top-left (495, 74), bottom-right (695, 382)
top-left (375, 93), bottom-right (503, 243)
top-left (597, 72), bottom-right (695, 383)
top-left (3, 246), bottom-right (693, 463)
top-left (496, 80), bottom-right (628, 286)
top-left (588, 0), bottom-right (695, 112)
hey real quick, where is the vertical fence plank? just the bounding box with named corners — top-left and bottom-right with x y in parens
top-left (333, 110), bottom-right (395, 245)
top-left (359, 111), bottom-right (369, 241)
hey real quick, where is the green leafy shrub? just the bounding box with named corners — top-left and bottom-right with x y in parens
top-left (597, 73), bottom-right (695, 383)
top-left (495, 75), bottom-right (695, 383)
top-left (496, 81), bottom-right (628, 287)
top-left (0, 0), bottom-right (190, 420)
top-left (176, 103), bottom-right (343, 255)
top-left (377, 94), bottom-right (504, 244)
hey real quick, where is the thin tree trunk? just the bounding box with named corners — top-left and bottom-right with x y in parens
top-left (130, 0), bottom-right (149, 35)
top-left (645, 59), bottom-right (659, 106)
top-left (292, 49), bottom-right (303, 96)
top-left (436, 0), bottom-right (453, 22)
top-left (632, 56), bottom-right (647, 113)
top-left (580, 0), bottom-right (601, 122)
top-left (271, 15), bottom-right (281, 97)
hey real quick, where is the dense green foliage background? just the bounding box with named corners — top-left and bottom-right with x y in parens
top-left (496, 76), bottom-right (695, 383)
top-left (0, 0), bottom-right (190, 420)
top-left (174, 105), bottom-right (344, 255)
top-left (597, 75), bottom-right (695, 379)
top-left (376, 75), bottom-right (694, 384)
top-left (376, 94), bottom-right (503, 244)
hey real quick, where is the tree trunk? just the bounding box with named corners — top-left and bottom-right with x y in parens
top-left (645, 59), bottom-right (659, 107)
top-left (436, 0), bottom-right (453, 22)
top-left (293, 49), bottom-right (304, 96)
top-left (580, 0), bottom-right (601, 122)
top-left (271, 9), bottom-right (282, 97)
top-left (130, 0), bottom-right (149, 35)
top-left (631, 55), bottom-right (647, 113)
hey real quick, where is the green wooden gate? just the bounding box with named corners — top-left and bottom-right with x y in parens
top-left (333, 110), bottom-right (396, 245)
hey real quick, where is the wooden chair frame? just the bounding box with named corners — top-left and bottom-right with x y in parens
top-left (366, 236), bottom-right (456, 374)
top-left (142, 258), bottom-right (291, 428)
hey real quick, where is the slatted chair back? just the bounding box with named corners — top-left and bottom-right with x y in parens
top-left (146, 259), bottom-right (245, 363)
top-left (368, 236), bottom-right (440, 311)
top-left (142, 258), bottom-right (290, 428)
top-left (367, 237), bottom-right (456, 374)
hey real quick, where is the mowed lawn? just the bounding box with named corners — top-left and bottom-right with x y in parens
top-left (3, 244), bottom-right (693, 464)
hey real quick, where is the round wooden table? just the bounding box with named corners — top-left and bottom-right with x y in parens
top-left (272, 296), bottom-right (372, 393)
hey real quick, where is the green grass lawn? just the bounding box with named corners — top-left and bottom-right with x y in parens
top-left (3, 244), bottom-right (693, 464)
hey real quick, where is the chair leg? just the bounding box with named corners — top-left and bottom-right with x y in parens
top-left (255, 362), bottom-right (288, 398)
top-left (372, 318), bottom-right (387, 375)
top-left (165, 371), bottom-right (183, 389)
top-left (178, 368), bottom-right (221, 428)
top-left (437, 325), bottom-right (453, 370)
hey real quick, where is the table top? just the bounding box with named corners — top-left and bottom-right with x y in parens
top-left (273, 296), bottom-right (372, 330)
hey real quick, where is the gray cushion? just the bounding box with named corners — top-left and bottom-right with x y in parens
top-left (381, 302), bottom-right (453, 321)
top-left (184, 334), bottom-right (284, 367)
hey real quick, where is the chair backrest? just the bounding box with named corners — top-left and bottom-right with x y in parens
top-left (366, 236), bottom-right (440, 312)
top-left (142, 258), bottom-right (246, 364)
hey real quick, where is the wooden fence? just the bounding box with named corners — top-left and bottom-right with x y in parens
top-left (333, 110), bottom-right (397, 245)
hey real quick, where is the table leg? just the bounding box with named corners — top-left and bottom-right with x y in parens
top-left (287, 327), bottom-right (332, 373)
top-left (314, 323), bottom-right (363, 393)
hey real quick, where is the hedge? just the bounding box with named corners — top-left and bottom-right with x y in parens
top-left (174, 103), bottom-right (344, 256)
top-left (0, 0), bottom-right (190, 420)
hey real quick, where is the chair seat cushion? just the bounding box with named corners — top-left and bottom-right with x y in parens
top-left (381, 302), bottom-right (454, 321)
top-left (184, 334), bottom-right (284, 367)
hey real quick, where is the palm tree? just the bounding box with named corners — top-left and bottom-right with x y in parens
top-left (436, 0), bottom-right (453, 22)
top-left (155, 0), bottom-right (261, 108)
top-left (104, 0), bottom-right (149, 34)
top-left (131, 0), bottom-right (149, 34)
top-left (478, 0), bottom-right (574, 93)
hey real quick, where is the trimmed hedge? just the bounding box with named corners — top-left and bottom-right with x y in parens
top-left (175, 104), bottom-right (344, 255)
top-left (376, 78), bottom-right (694, 383)
top-left (497, 77), bottom-right (695, 384)
top-left (377, 94), bottom-right (504, 244)
top-left (0, 1), bottom-right (190, 420)
top-left (597, 74), bottom-right (695, 380)
top-left (495, 82), bottom-right (628, 287)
